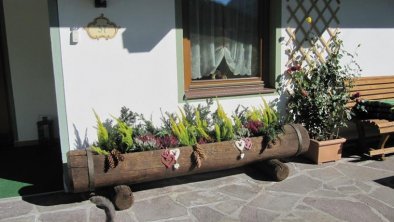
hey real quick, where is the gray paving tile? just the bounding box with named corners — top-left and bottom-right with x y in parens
top-left (335, 163), bottom-right (393, 181)
top-left (0, 200), bottom-right (34, 220)
top-left (38, 209), bottom-right (87, 222)
top-left (239, 206), bottom-right (280, 222)
top-left (216, 183), bottom-right (261, 201)
top-left (175, 190), bottom-right (229, 207)
top-left (267, 175), bottom-right (322, 194)
top-left (293, 210), bottom-right (341, 222)
top-left (354, 194), bottom-right (394, 222)
top-left (213, 199), bottom-right (246, 215)
top-left (89, 206), bottom-right (135, 222)
top-left (365, 159), bottom-right (394, 172)
top-left (369, 186), bottom-right (394, 207)
top-left (306, 167), bottom-right (344, 181)
top-left (247, 192), bottom-right (301, 212)
top-left (0, 216), bottom-right (36, 222)
top-left (304, 197), bottom-right (384, 222)
top-left (190, 206), bottom-right (228, 222)
top-left (132, 196), bottom-right (187, 221)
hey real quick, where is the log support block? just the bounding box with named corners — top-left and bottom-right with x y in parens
top-left (111, 185), bottom-right (134, 210)
top-left (256, 159), bottom-right (289, 181)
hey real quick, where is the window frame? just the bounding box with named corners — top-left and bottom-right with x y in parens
top-left (182, 0), bottom-right (274, 99)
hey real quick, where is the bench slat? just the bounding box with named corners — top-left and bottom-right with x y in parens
top-left (359, 93), bottom-right (394, 101)
top-left (350, 88), bottom-right (394, 96)
top-left (351, 83), bottom-right (394, 91)
top-left (354, 76), bottom-right (394, 85)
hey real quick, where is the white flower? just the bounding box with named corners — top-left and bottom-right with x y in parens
top-left (173, 163), bottom-right (180, 170)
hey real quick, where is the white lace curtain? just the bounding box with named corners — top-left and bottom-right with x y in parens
top-left (188, 0), bottom-right (259, 80)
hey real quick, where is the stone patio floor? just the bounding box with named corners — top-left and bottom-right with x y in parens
top-left (1, 155), bottom-right (393, 222)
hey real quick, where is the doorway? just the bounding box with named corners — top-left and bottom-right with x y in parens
top-left (0, 0), bottom-right (12, 147)
top-left (0, 1), bottom-right (63, 198)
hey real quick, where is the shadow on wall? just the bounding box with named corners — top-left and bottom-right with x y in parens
top-left (121, 0), bottom-right (177, 53)
top-left (73, 124), bottom-right (90, 149)
top-left (339, 0), bottom-right (394, 28)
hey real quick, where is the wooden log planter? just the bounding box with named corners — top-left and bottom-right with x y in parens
top-left (67, 124), bottom-right (309, 209)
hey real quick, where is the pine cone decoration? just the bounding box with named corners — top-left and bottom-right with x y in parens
top-left (107, 154), bottom-right (115, 169)
top-left (192, 144), bottom-right (206, 168)
top-left (111, 149), bottom-right (125, 162)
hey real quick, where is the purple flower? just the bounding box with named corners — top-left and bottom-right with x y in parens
top-left (158, 135), bottom-right (179, 149)
top-left (245, 120), bottom-right (263, 136)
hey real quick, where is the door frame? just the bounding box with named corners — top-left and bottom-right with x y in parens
top-left (0, 0), bottom-right (17, 144)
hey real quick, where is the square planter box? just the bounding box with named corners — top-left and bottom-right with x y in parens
top-left (304, 138), bottom-right (346, 164)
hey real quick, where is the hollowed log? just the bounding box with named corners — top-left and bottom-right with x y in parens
top-left (67, 124), bottom-right (309, 193)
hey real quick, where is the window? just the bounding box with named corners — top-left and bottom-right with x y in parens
top-left (182, 0), bottom-right (273, 99)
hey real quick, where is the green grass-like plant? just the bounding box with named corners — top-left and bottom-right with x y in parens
top-left (213, 101), bottom-right (234, 142)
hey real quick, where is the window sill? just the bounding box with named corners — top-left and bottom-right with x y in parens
top-left (184, 83), bottom-right (275, 100)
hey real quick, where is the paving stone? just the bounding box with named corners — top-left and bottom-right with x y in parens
top-left (293, 210), bottom-right (341, 222)
top-left (354, 181), bottom-right (373, 193)
top-left (292, 159), bottom-right (336, 171)
top-left (365, 159), bottom-right (394, 172)
top-left (0, 200), bottom-right (34, 220)
top-left (89, 206), bottom-right (135, 222)
top-left (335, 163), bottom-right (393, 181)
top-left (337, 185), bottom-right (362, 195)
top-left (38, 209), bottom-right (87, 222)
top-left (216, 183), bottom-right (261, 201)
top-left (0, 216), bottom-right (36, 222)
top-left (294, 204), bottom-right (313, 211)
top-left (190, 206), bottom-right (229, 222)
top-left (132, 196), bottom-right (187, 221)
top-left (303, 197), bottom-right (384, 222)
top-left (162, 218), bottom-right (194, 222)
top-left (369, 186), bottom-right (394, 207)
top-left (187, 175), bottom-right (240, 189)
top-left (306, 167), bottom-right (343, 181)
top-left (266, 175), bottom-right (322, 194)
top-left (114, 212), bottom-right (135, 222)
top-left (239, 206), bottom-right (280, 222)
top-left (354, 194), bottom-right (394, 222)
top-left (133, 185), bottom-right (192, 201)
top-left (247, 192), bottom-right (300, 212)
top-left (278, 218), bottom-right (305, 222)
top-left (309, 189), bottom-right (344, 198)
top-left (324, 176), bottom-right (355, 190)
top-left (175, 190), bottom-right (229, 207)
top-left (213, 199), bottom-right (246, 215)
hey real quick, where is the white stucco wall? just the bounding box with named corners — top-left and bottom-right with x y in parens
top-left (339, 0), bottom-right (394, 76)
top-left (57, 0), bottom-right (272, 150)
top-left (3, 0), bottom-right (58, 142)
top-left (58, 0), bottom-right (394, 151)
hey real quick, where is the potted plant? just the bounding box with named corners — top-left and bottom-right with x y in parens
top-left (283, 35), bottom-right (361, 164)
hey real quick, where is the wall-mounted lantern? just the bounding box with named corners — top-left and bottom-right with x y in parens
top-left (95, 0), bottom-right (107, 8)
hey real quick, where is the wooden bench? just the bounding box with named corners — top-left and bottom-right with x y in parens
top-left (349, 76), bottom-right (394, 159)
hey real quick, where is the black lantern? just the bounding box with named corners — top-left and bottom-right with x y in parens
top-left (95, 0), bottom-right (107, 8)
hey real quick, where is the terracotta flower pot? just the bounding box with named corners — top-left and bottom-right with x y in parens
top-left (304, 138), bottom-right (346, 164)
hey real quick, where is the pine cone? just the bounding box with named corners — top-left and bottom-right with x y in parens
top-left (107, 154), bottom-right (115, 169)
top-left (192, 144), bottom-right (206, 168)
top-left (111, 149), bottom-right (124, 163)
top-left (192, 150), bottom-right (202, 168)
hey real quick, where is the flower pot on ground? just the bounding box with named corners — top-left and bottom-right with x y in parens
top-left (281, 33), bottom-right (361, 164)
top-left (305, 138), bottom-right (346, 164)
